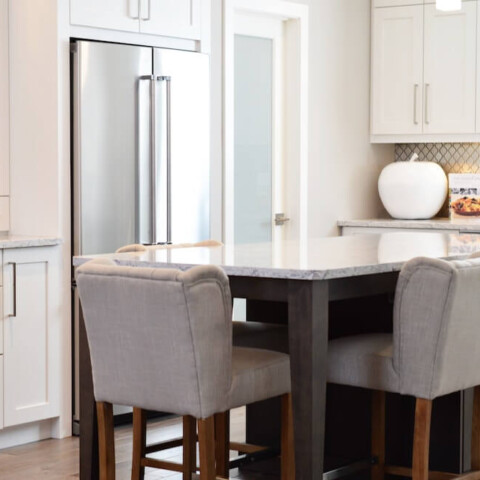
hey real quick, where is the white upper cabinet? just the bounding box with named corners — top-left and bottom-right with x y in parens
top-left (70, 0), bottom-right (202, 40)
top-left (423, 2), bottom-right (476, 134)
top-left (139, 0), bottom-right (201, 40)
top-left (0, 0), bottom-right (9, 197)
top-left (371, 1), bottom-right (478, 140)
top-left (70, 0), bottom-right (140, 32)
top-left (372, 5), bottom-right (424, 135)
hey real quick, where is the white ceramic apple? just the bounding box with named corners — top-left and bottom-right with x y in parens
top-left (378, 153), bottom-right (448, 220)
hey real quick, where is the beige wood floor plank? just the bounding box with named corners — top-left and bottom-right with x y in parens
top-left (0, 408), bottom-right (277, 479)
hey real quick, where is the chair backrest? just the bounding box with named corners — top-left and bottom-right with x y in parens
top-left (76, 258), bottom-right (233, 419)
top-left (116, 244), bottom-right (147, 253)
top-left (393, 256), bottom-right (480, 399)
top-left (115, 241), bottom-right (223, 254)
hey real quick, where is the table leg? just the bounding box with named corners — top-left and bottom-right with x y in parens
top-left (288, 280), bottom-right (329, 480)
top-left (79, 304), bottom-right (99, 480)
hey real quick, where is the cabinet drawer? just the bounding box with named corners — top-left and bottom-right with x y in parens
top-left (0, 197), bottom-right (9, 231)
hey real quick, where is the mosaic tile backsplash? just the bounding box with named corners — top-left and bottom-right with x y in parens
top-left (395, 143), bottom-right (480, 174)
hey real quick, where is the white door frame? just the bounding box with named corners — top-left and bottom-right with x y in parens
top-left (223, 0), bottom-right (309, 245)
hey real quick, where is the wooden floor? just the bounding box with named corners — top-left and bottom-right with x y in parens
top-left (0, 408), bottom-right (280, 479)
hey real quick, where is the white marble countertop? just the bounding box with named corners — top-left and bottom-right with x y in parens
top-left (0, 235), bottom-right (62, 249)
top-left (338, 218), bottom-right (480, 232)
top-left (73, 232), bottom-right (480, 280)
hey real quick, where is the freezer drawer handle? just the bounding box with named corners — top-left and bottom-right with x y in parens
top-left (157, 76), bottom-right (172, 243)
top-left (8, 262), bottom-right (16, 318)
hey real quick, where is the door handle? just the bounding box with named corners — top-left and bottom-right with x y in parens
top-left (425, 83), bottom-right (430, 125)
top-left (157, 76), bottom-right (172, 243)
top-left (413, 84), bottom-right (419, 125)
top-left (129, 0), bottom-right (140, 19)
top-left (8, 262), bottom-right (16, 318)
top-left (141, 0), bottom-right (151, 21)
top-left (275, 213), bottom-right (290, 226)
top-left (139, 75), bottom-right (156, 244)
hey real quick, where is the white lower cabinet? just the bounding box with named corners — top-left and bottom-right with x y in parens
top-left (2, 247), bottom-right (61, 427)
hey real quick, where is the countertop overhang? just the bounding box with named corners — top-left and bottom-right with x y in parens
top-left (338, 218), bottom-right (480, 232)
top-left (73, 232), bottom-right (480, 281)
top-left (0, 235), bottom-right (62, 249)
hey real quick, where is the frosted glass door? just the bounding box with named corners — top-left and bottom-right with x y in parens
top-left (234, 35), bottom-right (273, 245)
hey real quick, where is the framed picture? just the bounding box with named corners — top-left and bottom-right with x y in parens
top-left (449, 174), bottom-right (480, 218)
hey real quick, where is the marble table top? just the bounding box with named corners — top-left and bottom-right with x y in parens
top-left (73, 232), bottom-right (480, 281)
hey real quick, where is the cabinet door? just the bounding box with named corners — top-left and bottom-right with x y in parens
top-left (424, 3), bottom-right (476, 134)
top-left (139, 0), bottom-right (201, 40)
top-left (0, 0), bottom-right (9, 197)
top-left (70, 0), bottom-right (140, 32)
top-left (3, 247), bottom-right (61, 427)
top-left (371, 6), bottom-right (424, 135)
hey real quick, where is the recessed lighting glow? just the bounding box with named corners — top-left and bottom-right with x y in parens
top-left (436, 0), bottom-right (462, 11)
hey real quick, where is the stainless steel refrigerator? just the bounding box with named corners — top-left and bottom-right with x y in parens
top-left (71, 40), bottom-right (210, 429)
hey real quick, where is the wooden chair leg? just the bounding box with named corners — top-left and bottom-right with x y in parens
top-left (215, 411), bottom-right (230, 478)
top-left (472, 386), bottom-right (480, 470)
top-left (183, 415), bottom-right (197, 480)
top-left (281, 393), bottom-right (295, 480)
top-left (412, 398), bottom-right (432, 480)
top-left (198, 416), bottom-right (217, 480)
top-left (97, 402), bottom-right (115, 480)
top-left (132, 408), bottom-right (146, 480)
top-left (371, 391), bottom-right (386, 480)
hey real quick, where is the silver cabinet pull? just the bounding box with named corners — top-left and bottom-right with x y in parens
top-left (8, 262), bottom-right (16, 318)
top-left (129, 0), bottom-right (140, 19)
top-left (141, 0), bottom-right (151, 21)
top-left (414, 84), bottom-right (419, 125)
top-left (425, 83), bottom-right (430, 125)
top-left (157, 76), bottom-right (172, 243)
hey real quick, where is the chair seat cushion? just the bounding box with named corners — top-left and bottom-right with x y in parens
top-left (228, 346), bottom-right (291, 409)
top-left (328, 333), bottom-right (400, 393)
top-left (233, 321), bottom-right (289, 353)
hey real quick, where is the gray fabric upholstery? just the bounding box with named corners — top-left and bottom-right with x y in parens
top-left (233, 321), bottom-right (289, 353)
top-left (328, 334), bottom-right (398, 392)
top-left (328, 257), bottom-right (480, 400)
top-left (116, 244), bottom-right (147, 253)
top-left (229, 347), bottom-right (290, 409)
top-left (115, 241), bottom-right (222, 254)
top-left (76, 259), bottom-right (290, 419)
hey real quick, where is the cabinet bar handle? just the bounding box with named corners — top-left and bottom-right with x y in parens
top-left (141, 0), bottom-right (151, 21)
top-left (8, 262), bottom-right (16, 318)
top-left (414, 84), bottom-right (419, 125)
top-left (129, 0), bottom-right (139, 19)
top-left (425, 83), bottom-right (430, 125)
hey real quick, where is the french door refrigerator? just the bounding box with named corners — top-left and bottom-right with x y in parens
top-left (71, 40), bottom-right (210, 430)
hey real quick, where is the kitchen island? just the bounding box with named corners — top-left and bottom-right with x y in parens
top-left (74, 232), bottom-right (480, 480)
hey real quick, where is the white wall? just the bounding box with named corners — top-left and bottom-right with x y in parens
top-left (302, 0), bottom-right (393, 237)
top-left (211, 0), bottom-right (394, 240)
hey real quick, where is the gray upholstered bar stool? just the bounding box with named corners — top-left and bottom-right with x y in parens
top-left (76, 259), bottom-right (294, 480)
top-left (327, 256), bottom-right (480, 480)
top-left (115, 243), bottom-right (289, 476)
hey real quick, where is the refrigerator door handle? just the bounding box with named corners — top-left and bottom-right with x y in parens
top-left (139, 75), bottom-right (157, 245)
top-left (157, 76), bottom-right (172, 244)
